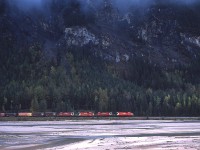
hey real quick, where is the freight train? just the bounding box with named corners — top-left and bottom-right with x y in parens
top-left (0, 112), bottom-right (134, 117)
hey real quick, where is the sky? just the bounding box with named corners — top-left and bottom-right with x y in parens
top-left (6, 0), bottom-right (200, 12)
top-left (7, 0), bottom-right (43, 11)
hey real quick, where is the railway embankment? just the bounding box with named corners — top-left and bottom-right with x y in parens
top-left (0, 117), bottom-right (200, 121)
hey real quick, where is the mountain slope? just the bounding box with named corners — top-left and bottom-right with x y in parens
top-left (0, 0), bottom-right (200, 116)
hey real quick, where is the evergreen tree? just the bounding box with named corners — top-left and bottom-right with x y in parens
top-left (39, 100), bottom-right (47, 113)
top-left (30, 97), bottom-right (39, 113)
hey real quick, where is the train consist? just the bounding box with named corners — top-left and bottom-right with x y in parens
top-left (0, 112), bottom-right (134, 117)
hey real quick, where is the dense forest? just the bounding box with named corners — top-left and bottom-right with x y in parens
top-left (0, 0), bottom-right (200, 116)
top-left (1, 44), bottom-right (200, 116)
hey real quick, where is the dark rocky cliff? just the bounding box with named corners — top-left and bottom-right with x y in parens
top-left (1, 0), bottom-right (200, 68)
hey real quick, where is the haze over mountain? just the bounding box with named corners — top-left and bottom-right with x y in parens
top-left (0, 0), bottom-right (200, 116)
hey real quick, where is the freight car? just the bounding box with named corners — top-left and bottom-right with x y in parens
top-left (32, 112), bottom-right (45, 117)
top-left (0, 113), bottom-right (5, 117)
top-left (97, 112), bottom-right (112, 117)
top-left (116, 112), bottom-right (134, 117)
top-left (4, 113), bottom-right (17, 117)
top-left (78, 112), bottom-right (94, 117)
top-left (45, 112), bottom-right (57, 117)
top-left (0, 112), bottom-right (134, 117)
top-left (57, 112), bottom-right (74, 117)
top-left (18, 112), bottom-right (32, 117)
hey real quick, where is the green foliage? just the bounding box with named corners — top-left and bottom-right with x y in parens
top-left (30, 97), bottom-right (39, 113)
top-left (95, 88), bottom-right (109, 111)
top-left (1, 43), bottom-right (200, 116)
top-left (39, 100), bottom-right (47, 113)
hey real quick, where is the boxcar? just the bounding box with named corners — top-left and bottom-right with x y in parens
top-left (0, 113), bottom-right (5, 117)
top-left (5, 113), bottom-right (17, 117)
top-left (57, 112), bottom-right (74, 117)
top-left (97, 112), bottom-right (112, 117)
top-left (45, 112), bottom-right (56, 117)
top-left (32, 112), bottom-right (45, 117)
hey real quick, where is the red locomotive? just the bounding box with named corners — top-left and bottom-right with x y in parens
top-left (78, 112), bottom-right (94, 117)
top-left (116, 112), bottom-right (134, 117)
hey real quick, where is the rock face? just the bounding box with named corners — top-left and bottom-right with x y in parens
top-left (1, 0), bottom-right (200, 68)
top-left (64, 27), bottom-right (99, 47)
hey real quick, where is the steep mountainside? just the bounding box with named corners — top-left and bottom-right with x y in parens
top-left (0, 0), bottom-right (200, 116)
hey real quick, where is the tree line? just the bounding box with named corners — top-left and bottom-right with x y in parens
top-left (0, 43), bottom-right (200, 116)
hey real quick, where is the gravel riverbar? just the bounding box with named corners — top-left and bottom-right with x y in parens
top-left (0, 120), bottom-right (200, 150)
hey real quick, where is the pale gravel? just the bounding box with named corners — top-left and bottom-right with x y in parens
top-left (0, 120), bottom-right (200, 150)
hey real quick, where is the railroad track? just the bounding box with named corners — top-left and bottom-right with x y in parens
top-left (1, 117), bottom-right (200, 121)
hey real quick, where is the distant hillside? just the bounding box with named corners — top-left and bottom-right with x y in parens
top-left (0, 0), bottom-right (200, 116)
